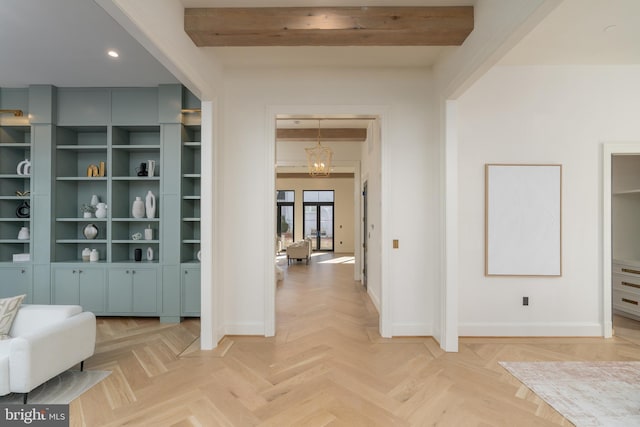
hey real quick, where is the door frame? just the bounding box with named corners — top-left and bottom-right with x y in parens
top-left (602, 142), bottom-right (640, 339)
top-left (265, 105), bottom-right (390, 338)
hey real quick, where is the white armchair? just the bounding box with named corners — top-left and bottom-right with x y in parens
top-left (0, 304), bottom-right (96, 403)
top-left (286, 238), bottom-right (312, 265)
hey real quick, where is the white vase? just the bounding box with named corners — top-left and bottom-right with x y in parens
top-left (145, 191), bottom-right (156, 219)
top-left (83, 223), bottom-right (98, 240)
top-left (95, 203), bottom-right (107, 218)
top-left (90, 194), bottom-right (99, 207)
top-left (83, 211), bottom-right (93, 218)
top-left (144, 225), bottom-right (153, 240)
top-left (132, 196), bottom-right (145, 218)
top-left (147, 160), bottom-right (156, 177)
top-left (89, 249), bottom-right (99, 262)
top-left (82, 247), bottom-right (91, 262)
top-left (17, 227), bottom-right (29, 240)
top-left (146, 246), bottom-right (154, 261)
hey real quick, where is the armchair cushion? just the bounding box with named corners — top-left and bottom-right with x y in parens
top-left (0, 294), bottom-right (25, 340)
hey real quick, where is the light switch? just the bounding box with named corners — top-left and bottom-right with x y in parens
top-left (393, 239), bottom-right (399, 249)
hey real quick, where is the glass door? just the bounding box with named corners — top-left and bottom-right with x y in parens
top-left (303, 190), bottom-right (334, 251)
top-left (276, 191), bottom-right (294, 250)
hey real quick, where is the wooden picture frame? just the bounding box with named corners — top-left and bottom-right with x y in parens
top-left (485, 164), bottom-right (562, 276)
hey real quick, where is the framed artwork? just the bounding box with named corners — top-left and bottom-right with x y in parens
top-left (485, 164), bottom-right (562, 276)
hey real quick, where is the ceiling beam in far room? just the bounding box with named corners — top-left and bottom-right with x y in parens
top-left (276, 128), bottom-right (367, 142)
top-left (184, 7), bottom-right (474, 47)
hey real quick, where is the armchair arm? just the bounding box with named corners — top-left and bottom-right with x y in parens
top-left (9, 312), bottom-right (96, 393)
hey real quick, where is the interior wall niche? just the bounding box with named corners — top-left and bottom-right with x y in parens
top-left (485, 164), bottom-right (562, 276)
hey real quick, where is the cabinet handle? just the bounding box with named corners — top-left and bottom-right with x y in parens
top-left (21, 269), bottom-right (25, 274)
top-left (78, 270), bottom-right (83, 274)
top-left (185, 271), bottom-right (188, 275)
top-left (622, 268), bottom-right (640, 275)
top-left (621, 281), bottom-right (640, 290)
top-left (622, 298), bottom-right (638, 306)
top-left (126, 270), bottom-right (130, 274)
top-left (72, 270), bottom-right (77, 274)
top-left (132, 270), bottom-right (136, 275)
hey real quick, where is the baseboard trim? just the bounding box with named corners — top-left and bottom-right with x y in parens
top-left (459, 322), bottom-right (603, 337)
top-left (368, 288), bottom-right (381, 313)
top-left (224, 323), bottom-right (265, 335)
top-left (392, 323), bottom-right (433, 336)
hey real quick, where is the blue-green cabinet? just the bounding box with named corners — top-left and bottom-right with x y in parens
top-left (107, 266), bottom-right (158, 314)
top-left (51, 264), bottom-right (106, 313)
top-left (0, 265), bottom-right (32, 301)
top-left (181, 265), bottom-right (200, 316)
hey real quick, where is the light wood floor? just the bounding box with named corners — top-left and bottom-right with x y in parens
top-left (72, 253), bottom-right (640, 426)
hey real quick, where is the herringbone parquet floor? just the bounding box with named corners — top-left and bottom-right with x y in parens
top-left (71, 253), bottom-right (640, 426)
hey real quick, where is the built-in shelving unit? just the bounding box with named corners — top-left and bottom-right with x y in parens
top-left (0, 84), bottom-right (202, 319)
top-left (181, 124), bottom-right (201, 263)
top-left (53, 126), bottom-right (108, 263)
top-left (0, 125), bottom-right (32, 299)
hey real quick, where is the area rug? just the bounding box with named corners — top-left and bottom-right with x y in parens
top-left (0, 370), bottom-right (110, 404)
top-left (500, 361), bottom-right (640, 427)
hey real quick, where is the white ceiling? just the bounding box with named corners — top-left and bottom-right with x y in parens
top-left (0, 0), bottom-right (639, 90)
top-left (0, 0), bottom-right (178, 87)
top-left (500, 0), bottom-right (640, 65)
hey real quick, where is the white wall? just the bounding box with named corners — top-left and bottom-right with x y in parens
top-left (457, 65), bottom-right (640, 336)
top-left (221, 67), bottom-right (439, 336)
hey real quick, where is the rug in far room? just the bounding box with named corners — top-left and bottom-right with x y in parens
top-left (500, 361), bottom-right (640, 427)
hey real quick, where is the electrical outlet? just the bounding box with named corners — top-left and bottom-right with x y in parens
top-left (523, 296), bottom-right (529, 306)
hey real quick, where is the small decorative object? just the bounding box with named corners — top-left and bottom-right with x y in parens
top-left (132, 196), bottom-right (145, 218)
top-left (197, 250), bottom-right (201, 262)
top-left (144, 225), bottom-right (153, 240)
top-left (95, 203), bottom-right (108, 219)
top-left (86, 164), bottom-right (99, 177)
top-left (15, 200), bottom-right (30, 218)
top-left (145, 190), bottom-right (156, 219)
top-left (146, 246), bottom-right (153, 261)
top-left (83, 223), bottom-right (98, 240)
top-left (17, 227), bottom-right (29, 240)
top-left (131, 232), bottom-right (142, 240)
top-left (147, 160), bottom-right (156, 177)
top-left (16, 159), bottom-right (31, 176)
top-left (80, 204), bottom-right (95, 218)
top-left (82, 247), bottom-right (91, 262)
top-left (99, 161), bottom-right (105, 177)
top-left (89, 248), bottom-right (99, 262)
top-left (12, 253), bottom-right (30, 262)
top-left (134, 248), bottom-right (142, 262)
top-left (90, 195), bottom-right (99, 207)
top-left (136, 162), bottom-right (148, 177)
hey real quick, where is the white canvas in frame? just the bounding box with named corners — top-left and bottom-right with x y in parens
top-left (485, 164), bottom-right (562, 276)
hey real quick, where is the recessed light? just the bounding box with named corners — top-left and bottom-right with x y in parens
top-left (107, 50), bottom-right (119, 58)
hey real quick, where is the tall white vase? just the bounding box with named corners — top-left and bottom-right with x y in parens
top-left (132, 197), bottom-right (145, 218)
top-left (145, 190), bottom-right (156, 219)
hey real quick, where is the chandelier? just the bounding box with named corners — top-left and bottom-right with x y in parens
top-left (305, 120), bottom-right (333, 177)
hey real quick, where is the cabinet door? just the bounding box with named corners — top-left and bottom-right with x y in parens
top-left (52, 267), bottom-right (80, 305)
top-left (181, 266), bottom-right (200, 316)
top-left (0, 266), bottom-right (31, 301)
top-left (132, 268), bottom-right (157, 313)
top-left (108, 269), bottom-right (133, 313)
top-left (78, 267), bottom-right (106, 313)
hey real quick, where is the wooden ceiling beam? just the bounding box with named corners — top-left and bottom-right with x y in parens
top-left (276, 128), bottom-right (367, 142)
top-left (185, 7), bottom-right (473, 47)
